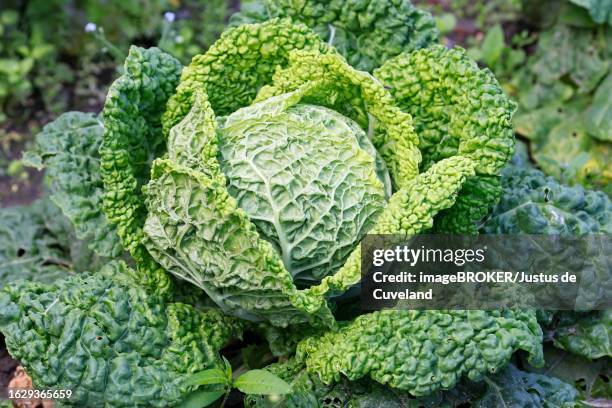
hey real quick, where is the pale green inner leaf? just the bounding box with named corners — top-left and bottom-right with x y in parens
top-left (218, 102), bottom-right (387, 286)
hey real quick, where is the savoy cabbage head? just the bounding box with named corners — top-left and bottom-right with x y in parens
top-left (215, 93), bottom-right (391, 286)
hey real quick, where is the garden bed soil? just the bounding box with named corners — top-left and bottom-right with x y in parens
top-left (1, 335), bottom-right (19, 394)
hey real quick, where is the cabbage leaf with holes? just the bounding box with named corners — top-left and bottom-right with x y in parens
top-left (0, 261), bottom-right (242, 407)
top-left (0, 199), bottom-right (105, 288)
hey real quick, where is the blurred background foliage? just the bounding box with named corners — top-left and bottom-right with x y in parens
top-left (0, 0), bottom-right (610, 204)
top-left (416, 0), bottom-right (611, 196)
top-left (0, 0), bottom-right (236, 204)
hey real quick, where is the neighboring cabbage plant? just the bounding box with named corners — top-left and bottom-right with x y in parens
top-left (482, 163), bottom-right (611, 235)
top-left (510, 5), bottom-right (611, 196)
top-left (482, 160), bottom-right (611, 361)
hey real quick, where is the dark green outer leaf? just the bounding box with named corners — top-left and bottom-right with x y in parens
top-left (475, 364), bottom-right (578, 407)
top-left (523, 346), bottom-right (607, 399)
top-left (0, 261), bottom-right (242, 408)
top-left (24, 111), bottom-right (122, 257)
top-left (0, 199), bottom-right (105, 289)
top-left (569, 0), bottom-right (612, 25)
top-left (485, 163), bottom-right (610, 363)
top-left (551, 310), bottom-right (611, 359)
top-left (481, 164), bottom-right (611, 234)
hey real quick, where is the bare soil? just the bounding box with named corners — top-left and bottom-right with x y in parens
top-left (1, 336), bottom-right (19, 392)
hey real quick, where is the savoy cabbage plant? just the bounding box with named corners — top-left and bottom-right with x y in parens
top-left (2, 2), bottom-right (604, 407)
top-left (99, 18), bottom-right (516, 331)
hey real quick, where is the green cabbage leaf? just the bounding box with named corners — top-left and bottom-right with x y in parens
top-left (162, 18), bottom-right (332, 127)
top-left (543, 311), bottom-right (611, 360)
top-left (230, 0), bottom-right (439, 72)
top-left (23, 112), bottom-right (122, 257)
top-left (294, 309), bottom-right (543, 397)
top-left (247, 360), bottom-right (577, 408)
top-left (100, 46), bottom-right (183, 293)
top-left (568, 0), bottom-right (612, 25)
top-left (0, 261), bottom-right (242, 407)
top-left (374, 45), bottom-right (516, 233)
top-left (0, 199), bottom-right (105, 289)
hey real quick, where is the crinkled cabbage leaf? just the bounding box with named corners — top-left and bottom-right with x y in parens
top-left (0, 199), bottom-right (105, 289)
top-left (0, 261), bottom-right (242, 408)
top-left (23, 112), bottom-right (122, 257)
top-left (230, 0), bottom-right (439, 72)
